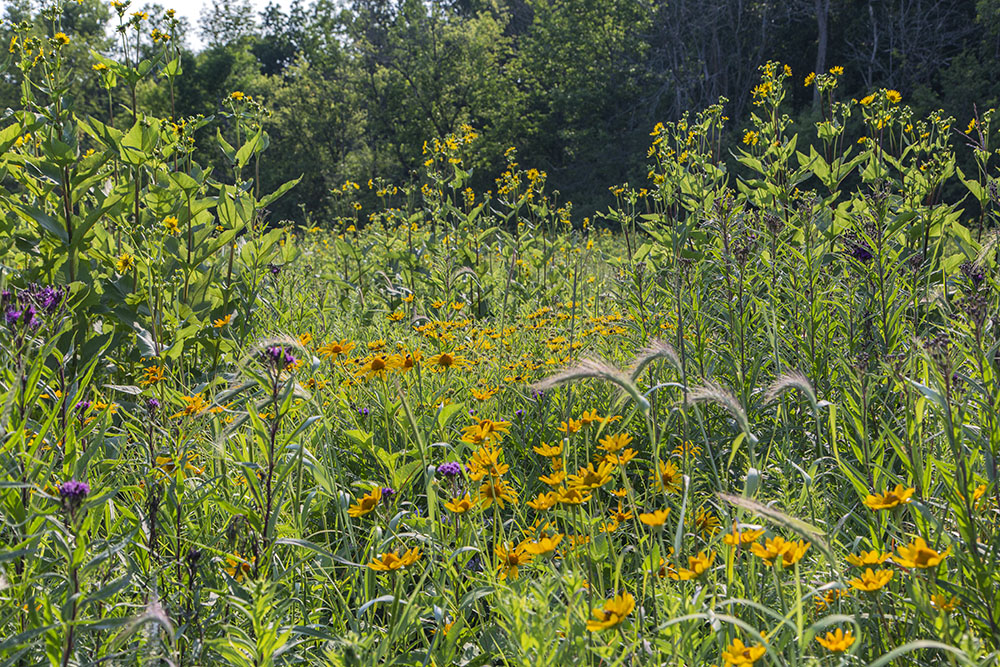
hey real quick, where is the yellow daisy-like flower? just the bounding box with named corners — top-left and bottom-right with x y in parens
top-left (347, 488), bottom-right (382, 518)
top-left (521, 534), bottom-right (563, 556)
top-left (669, 551), bottom-right (715, 580)
top-left (779, 540), bottom-right (810, 567)
top-left (864, 484), bottom-right (915, 510)
top-left (639, 508), bottom-right (671, 529)
top-left (650, 460), bottom-right (682, 493)
top-left (428, 352), bottom-right (469, 372)
top-left (816, 628), bottom-right (855, 653)
top-left (751, 536), bottom-right (791, 565)
top-left (597, 432), bottom-right (633, 453)
top-left (140, 365), bottom-right (165, 386)
top-left (163, 215), bottom-right (180, 235)
top-left (567, 461), bottom-right (615, 490)
top-left (368, 547), bottom-right (421, 572)
top-left (317, 339), bottom-right (355, 360)
top-left (115, 253), bottom-right (135, 273)
top-left (526, 491), bottom-right (558, 511)
top-left (886, 89), bottom-right (902, 104)
top-left (556, 486), bottom-right (592, 505)
top-left (533, 441), bottom-right (563, 458)
top-left (585, 592), bottom-right (635, 632)
top-left (170, 394), bottom-right (208, 419)
top-left (479, 478), bottom-right (517, 509)
top-left (848, 567), bottom-right (893, 592)
top-left (721, 637), bottom-right (766, 666)
top-left (845, 550), bottom-right (891, 567)
top-left (356, 355), bottom-right (391, 380)
top-left (930, 594), bottom-right (960, 613)
top-left (444, 492), bottom-right (477, 514)
top-left (894, 537), bottom-right (949, 569)
top-left (722, 524), bottom-right (766, 547)
top-left (224, 553), bottom-right (254, 582)
top-left (212, 313), bottom-right (233, 328)
top-left (495, 542), bottom-right (531, 580)
top-left (538, 470), bottom-right (565, 487)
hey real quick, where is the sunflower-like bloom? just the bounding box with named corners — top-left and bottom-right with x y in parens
top-left (355, 355), bottom-right (391, 380)
top-left (461, 419), bottom-right (510, 445)
top-left (845, 549), bottom-right (891, 567)
top-left (722, 524), bottom-right (765, 546)
top-left (556, 486), bottom-right (592, 505)
top-left (567, 461), bottom-right (615, 490)
top-left (444, 492), bottom-right (477, 514)
top-left (816, 628), bottom-right (855, 652)
top-left (639, 508), bottom-right (671, 530)
top-left (585, 592), bottom-right (635, 632)
top-left (894, 537), bottom-right (950, 569)
top-left (495, 542), bottom-right (532, 580)
top-left (538, 471), bottom-right (565, 487)
top-left (368, 547), bottom-right (421, 572)
top-left (751, 536), bottom-right (792, 565)
top-left (669, 551), bottom-right (715, 580)
top-left (779, 540), bottom-right (810, 567)
top-left (348, 487), bottom-right (382, 518)
top-left (317, 339), bottom-right (355, 360)
top-left (532, 441), bottom-right (563, 458)
top-left (526, 491), bottom-right (558, 511)
top-left (428, 352), bottom-right (469, 372)
top-left (598, 432), bottom-right (633, 453)
top-left (466, 444), bottom-right (508, 481)
top-left (521, 534), bottom-right (563, 556)
top-left (170, 394), bottom-right (208, 419)
top-left (864, 484), bottom-right (915, 510)
top-left (557, 418), bottom-right (583, 434)
top-left (721, 637), bottom-right (766, 666)
top-left (224, 553), bottom-right (254, 582)
top-left (650, 460), bottom-right (682, 493)
top-left (848, 567), bottom-right (893, 592)
top-left (479, 479), bottom-right (517, 509)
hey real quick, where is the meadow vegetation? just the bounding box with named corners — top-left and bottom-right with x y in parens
top-left (2, 5), bottom-right (1000, 667)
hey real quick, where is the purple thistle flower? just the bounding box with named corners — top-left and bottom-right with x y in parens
top-left (146, 398), bottom-right (160, 413)
top-left (5, 308), bottom-right (22, 327)
top-left (437, 461), bottom-right (463, 478)
top-left (60, 479), bottom-right (90, 510)
top-left (380, 487), bottom-right (396, 504)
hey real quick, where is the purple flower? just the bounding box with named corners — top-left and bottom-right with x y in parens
top-left (5, 308), bottom-right (22, 327)
top-left (268, 263), bottom-right (281, 276)
top-left (60, 479), bottom-right (90, 510)
top-left (437, 461), bottom-right (463, 478)
top-left (262, 345), bottom-right (297, 369)
top-left (146, 398), bottom-right (160, 413)
top-left (380, 487), bottom-right (396, 504)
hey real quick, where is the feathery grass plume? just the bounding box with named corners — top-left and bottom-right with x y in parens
top-left (974, 230), bottom-right (1000, 266)
top-left (718, 492), bottom-right (837, 568)
top-left (763, 370), bottom-right (817, 409)
top-left (686, 380), bottom-right (753, 441)
top-left (629, 338), bottom-right (681, 380)
top-left (533, 357), bottom-right (650, 413)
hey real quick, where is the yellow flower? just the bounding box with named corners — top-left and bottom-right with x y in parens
top-left (894, 537), bottom-right (949, 569)
top-left (556, 486), bottom-right (592, 505)
top-left (154, 453), bottom-right (203, 479)
top-left (864, 484), bottom-right (915, 510)
top-left (722, 524), bottom-right (765, 546)
top-left (742, 130), bottom-right (759, 146)
top-left (444, 492), bottom-right (477, 514)
top-left (471, 386), bottom-right (499, 401)
top-left (930, 594), bottom-right (960, 613)
top-left (368, 547), bottom-right (421, 572)
top-left (170, 394), bottom-right (207, 419)
top-left (779, 540), bottom-right (810, 567)
top-left (848, 567), bottom-right (893, 592)
top-left (526, 491), bottom-right (558, 511)
top-left (721, 637), bottom-right (766, 666)
top-left (886, 89), bottom-right (902, 104)
top-left (860, 94), bottom-right (875, 106)
top-left (318, 339), bottom-right (355, 360)
top-left (597, 432), bottom-right (632, 453)
top-left (356, 355), bottom-right (391, 380)
top-left (751, 536), bottom-right (791, 565)
top-left (694, 507), bottom-right (720, 537)
top-left (533, 441), bottom-right (563, 458)
top-left (428, 352), bottom-right (469, 371)
top-left (567, 461), bottom-right (614, 490)
top-left (495, 542), bottom-right (531, 580)
top-left (521, 534), bottom-right (563, 556)
top-left (539, 470), bottom-right (565, 487)
top-left (651, 460), bottom-right (682, 493)
top-left (586, 592), bottom-right (635, 632)
top-left (479, 479), bottom-right (517, 509)
top-left (816, 628), bottom-right (855, 653)
top-left (224, 553), bottom-right (254, 582)
top-left (230, 91), bottom-right (245, 100)
top-left (52, 32), bottom-right (70, 46)
top-left (140, 365), bottom-right (165, 386)
top-left (465, 444), bottom-right (509, 480)
top-left (347, 488), bottom-right (382, 518)
top-left (829, 65), bottom-right (844, 75)
top-left (212, 314), bottom-right (232, 328)
top-left (639, 508), bottom-right (671, 529)
top-left (670, 551), bottom-right (715, 580)
top-left (804, 72), bottom-right (816, 87)
top-left (557, 418), bottom-right (583, 434)
top-left (845, 550), bottom-right (891, 567)
top-left (115, 253), bottom-right (135, 273)
top-left (163, 215), bottom-right (180, 235)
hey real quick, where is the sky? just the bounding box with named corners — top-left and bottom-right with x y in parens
top-left (160, 0), bottom-right (293, 50)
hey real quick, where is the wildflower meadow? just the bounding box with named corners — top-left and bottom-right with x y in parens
top-left (3, 4), bottom-right (1000, 667)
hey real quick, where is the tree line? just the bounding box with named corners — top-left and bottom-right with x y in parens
top-left (3, 0), bottom-right (999, 222)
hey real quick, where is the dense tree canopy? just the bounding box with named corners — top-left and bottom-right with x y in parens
top-left (2, 0), bottom-right (997, 221)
